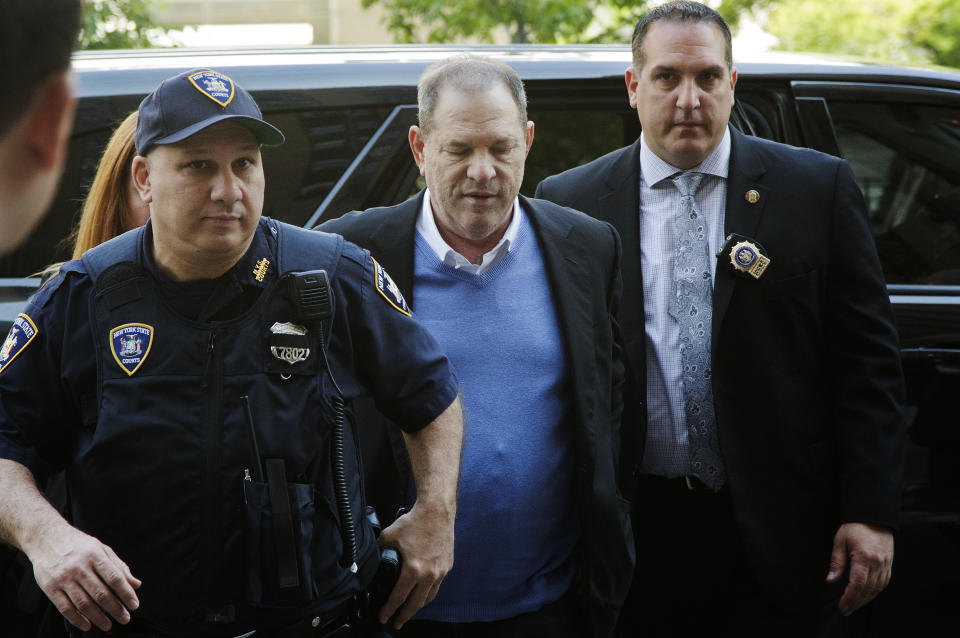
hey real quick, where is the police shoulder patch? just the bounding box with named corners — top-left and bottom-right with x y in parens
top-left (371, 257), bottom-right (411, 317)
top-left (188, 70), bottom-right (235, 107)
top-left (0, 314), bottom-right (39, 375)
top-left (110, 323), bottom-right (154, 376)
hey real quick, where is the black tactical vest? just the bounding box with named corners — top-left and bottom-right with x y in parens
top-left (73, 220), bottom-right (378, 633)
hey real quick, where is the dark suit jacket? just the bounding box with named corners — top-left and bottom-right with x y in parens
top-left (535, 127), bottom-right (907, 611)
top-left (318, 192), bottom-right (635, 637)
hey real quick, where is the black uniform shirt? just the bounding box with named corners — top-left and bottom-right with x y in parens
top-left (0, 217), bottom-right (459, 486)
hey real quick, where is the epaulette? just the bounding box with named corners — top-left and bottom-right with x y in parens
top-left (26, 261), bottom-right (87, 311)
top-left (273, 218), bottom-right (344, 279)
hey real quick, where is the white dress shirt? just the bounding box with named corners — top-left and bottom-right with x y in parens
top-left (416, 188), bottom-right (523, 274)
top-left (639, 128), bottom-right (731, 477)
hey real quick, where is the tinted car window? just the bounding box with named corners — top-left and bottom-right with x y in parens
top-left (263, 107), bottom-right (392, 227)
top-left (829, 101), bottom-right (960, 285)
top-left (522, 109), bottom-right (636, 195)
top-left (0, 105), bottom-right (393, 277)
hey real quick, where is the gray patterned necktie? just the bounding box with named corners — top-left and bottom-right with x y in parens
top-left (668, 172), bottom-right (726, 491)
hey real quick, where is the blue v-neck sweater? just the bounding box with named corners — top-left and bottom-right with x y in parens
top-left (410, 217), bottom-right (579, 622)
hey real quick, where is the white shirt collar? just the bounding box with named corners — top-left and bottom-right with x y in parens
top-left (416, 188), bottom-right (523, 274)
top-left (640, 126), bottom-right (731, 187)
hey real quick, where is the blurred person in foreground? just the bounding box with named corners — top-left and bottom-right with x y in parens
top-left (536, 2), bottom-right (906, 636)
top-left (0, 0), bottom-right (81, 256)
top-left (321, 54), bottom-right (634, 638)
top-left (7, 111), bottom-right (149, 637)
top-left (0, 68), bottom-right (463, 637)
top-left (0, 0), bottom-right (81, 633)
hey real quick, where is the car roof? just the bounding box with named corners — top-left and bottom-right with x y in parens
top-left (73, 45), bottom-right (960, 98)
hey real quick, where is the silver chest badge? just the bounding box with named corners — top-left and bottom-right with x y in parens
top-left (269, 322), bottom-right (310, 364)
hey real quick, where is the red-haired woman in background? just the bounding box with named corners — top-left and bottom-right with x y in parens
top-left (69, 110), bottom-right (148, 257)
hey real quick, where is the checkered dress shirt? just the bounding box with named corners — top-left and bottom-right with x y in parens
top-left (638, 128), bottom-right (731, 478)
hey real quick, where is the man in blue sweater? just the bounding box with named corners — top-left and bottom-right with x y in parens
top-left (319, 54), bottom-right (634, 638)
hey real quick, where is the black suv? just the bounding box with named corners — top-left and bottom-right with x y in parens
top-left (3, 45), bottom-right (959, 633)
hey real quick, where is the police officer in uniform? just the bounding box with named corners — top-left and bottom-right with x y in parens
top-left (0, 70), bottom-right (463, 638)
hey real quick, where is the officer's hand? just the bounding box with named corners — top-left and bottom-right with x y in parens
top-left (826, 522), bottom-right (894, 615)
top-left (27, 520), bottom-right (141, 632)
top-left (376, 502), bottom-right (454, 629)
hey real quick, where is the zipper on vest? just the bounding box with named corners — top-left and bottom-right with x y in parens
top-left (200, 329), bottom-right (226, 608)
top-left (201, 332), bottom-right (216, 388)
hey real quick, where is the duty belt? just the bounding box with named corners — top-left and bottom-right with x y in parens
top-left (80, 598), bottom-right (354, 638)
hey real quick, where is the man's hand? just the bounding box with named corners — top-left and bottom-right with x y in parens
top-left (826, 522), bottom-right (894, 615)
top-left (374, 396), bottom-right (461, 629)
top-left (0, 459), bottom-right (141, 631)
top-left (27, 520), bottom-right (141, 632)
top-left (376, 503), bottom-right (454, 629)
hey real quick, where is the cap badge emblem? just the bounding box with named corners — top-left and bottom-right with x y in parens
top-left (188, 70), bottom-right (236, 107)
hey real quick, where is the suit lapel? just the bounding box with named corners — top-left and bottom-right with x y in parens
top-left (367, 191), bottom-right (423, 306)
top-left (523, 196), bottom-right (597, 432)
top-left (713, 129), bottom-right (769, 337)
top-left (598, 140), bottom-right (646, 388)
top-left (600, 138), bottom-right (644, 244)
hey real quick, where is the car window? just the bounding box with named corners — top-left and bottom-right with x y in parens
top-left (522, 109), bottom-right (638, 195)
top-left (0, 105), bottom-right (393, 277)
top-left (261, 107), bottom-right (393, 227)
top-left (828, 101), bottom-right (960, 285)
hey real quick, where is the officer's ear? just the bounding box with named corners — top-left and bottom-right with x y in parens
top-left (131, 155), bottom-right (153, 204)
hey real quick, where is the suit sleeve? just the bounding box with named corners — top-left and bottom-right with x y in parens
top-left (827, 160), bottom-right (906, 528)
top-left (604, 222), bottom-right (627, 483)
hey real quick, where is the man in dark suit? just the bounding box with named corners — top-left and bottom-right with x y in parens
top-left (535, 2), bottom-right (906, 636)
top-left (320, 54), bottom-right (633, 638)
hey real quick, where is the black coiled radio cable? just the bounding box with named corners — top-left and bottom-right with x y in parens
top-left (287, 269), bottom-right (357, 573)
top-left (319, 321), bottom-right (358, 572)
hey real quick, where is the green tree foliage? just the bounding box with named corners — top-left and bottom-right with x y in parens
top-left (759, 0), bottom-right (960, 69)
top-left (763, 0), bottom-right (925, 63)
top-left (360, 0), bottom-right (651, 44)
top-left (910, 0), bottom-right (960, 68)
top-left (361, 0), bottom-right (777, 45)
top-left (714, 0), bottom-right (777, 29)
top-left (80, 0), bottom-right (169, 50)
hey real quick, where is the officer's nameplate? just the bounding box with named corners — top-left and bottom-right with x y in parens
top-left (269, 322), bottom-right (310, 365)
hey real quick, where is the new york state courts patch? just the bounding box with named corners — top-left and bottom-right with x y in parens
top-left (0, 314), bottom-right (38, 375)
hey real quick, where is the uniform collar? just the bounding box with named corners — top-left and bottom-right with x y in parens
top-left (141, 218), bottom-right (274, 322)
top-left (232, 218), bottom-right (275, 289)
top-left (140, 217), bottom-right (274, 289)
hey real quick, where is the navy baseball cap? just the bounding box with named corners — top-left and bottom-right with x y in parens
top-left (135, 69), bottom-right (285, 155)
